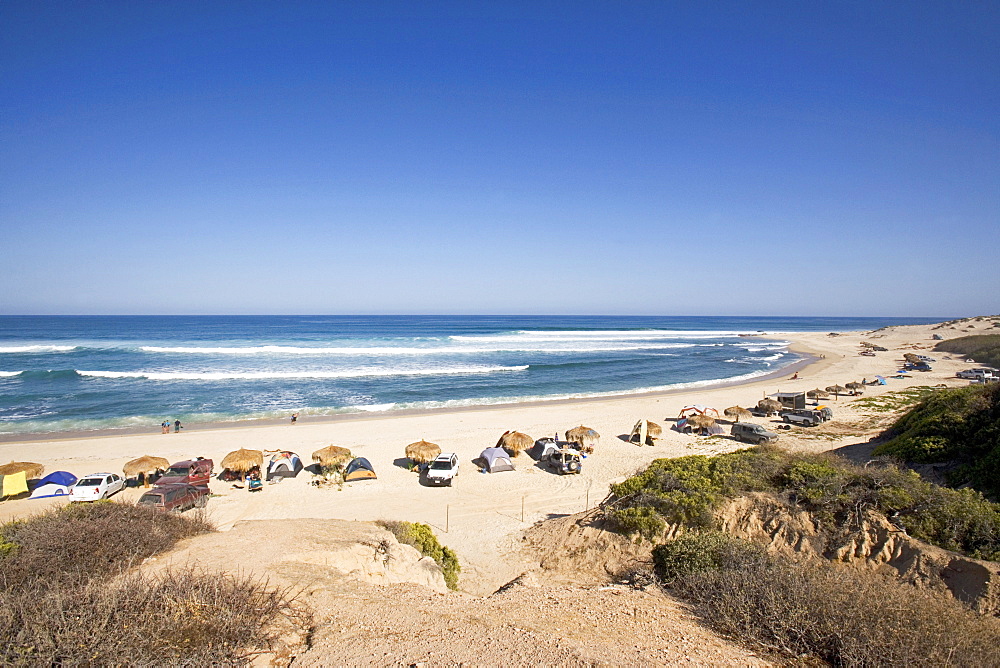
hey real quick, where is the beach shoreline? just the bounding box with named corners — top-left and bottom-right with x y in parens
top-left (0, 335), bottom-right (823, 444)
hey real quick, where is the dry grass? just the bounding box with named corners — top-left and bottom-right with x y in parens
top-left (0, 501), bottom-right (307, 665)
top-left (659, 534), bottom-right (1000, 666)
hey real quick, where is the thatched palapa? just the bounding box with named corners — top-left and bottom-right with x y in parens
top-left (221, 448), bottom-right (263, 474)
top-left (757, 398), bottom-right (782, 415)
top-left (630, 419), bottom-right (661, 445)
top-left (724, 406), bottom-right (751, 422)
top-left (687, 414), bottom-right (716, 433)
top-left (845, 382), bottom-right (865, 394)
top-left (312, 445), bottom-right (353, 468)
top-left (123, 456), bottom-right (169, 478)
top-left (405, 440), bottom-right (441, 465)
top-left (497, 431), bottom-right (533, 456)
top-left (565, 425), bottom-right (600, 450)
top-left (807, 388), bottom-right (830, 400)
top-left (826, 385), bottom-right (847, 397)
top-left (0, 461), bottom-right (44, 479)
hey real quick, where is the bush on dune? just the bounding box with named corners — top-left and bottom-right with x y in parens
top-left (875, 383), bottom-right (1000, 498)
top-left (0, 501), bottom-right (303, 665)
top-left (378, 520), bottom-right (461, 590)
top-left (935, 334), bottom-right (1000, 369)
top-left (654, 531), bottom-right (1000, 666)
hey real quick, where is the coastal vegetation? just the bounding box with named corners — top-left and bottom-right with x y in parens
top-left (875, 383), bottom-right (1000, 499)
top-left (652, 532), bottom-right (1000, 666)
top-left (0, 502), bottom-right (302, 666)
top-left (607, 449), bottom-right (1000, 664)
top-left (934, 333), bottom-right (1000, 368)
top-left (378, 520), bottom-right (461, 589)
top-left (607, 447), bottom-right (1000, 559)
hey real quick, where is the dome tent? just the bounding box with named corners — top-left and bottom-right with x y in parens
top-left (266, 451), bottom-right (303, 480)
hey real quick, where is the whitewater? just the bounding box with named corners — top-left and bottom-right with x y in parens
top-left (0, 315), bottom-right (941, 435)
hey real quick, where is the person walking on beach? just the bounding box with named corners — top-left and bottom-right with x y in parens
top-left (161, 420), bottom-right (169, 434)
top-left (174, 419), bottom-right (182, 433)
top-left (291, 412), bottom-right (298, 425)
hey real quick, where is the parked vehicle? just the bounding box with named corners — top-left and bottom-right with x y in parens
top-left (957, 368), bottom-right (997, 380)
top-left (425, 453), bottom-right (459, 486)
top-left (69, 473), bottom-right (126, 502)
top-left (546, 449), bottom-right (583, 475)
top-left (872, 346), bottom-right (888, 351)
top-left (904, 362), bottom-right (932, 372)
top-left (815, 406), bottom-right (833, 421)
top-left (916, 355), bottom-right (936, 362)
top-left (731, 422), bottom-right (779, 444)
top-left (779, 410), bottom-right (822, 427)
top-left (155, 458), bottom-right (214, 486)
top-left (137, 483), bottom-right (209, 512)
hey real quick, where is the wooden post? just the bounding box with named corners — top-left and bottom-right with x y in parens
top-left (585, 488), bottom-right (589, 511)
top-left (446, 505), bottom-right (450, 533)
top-left (521, 495), bottom-right (525, 522)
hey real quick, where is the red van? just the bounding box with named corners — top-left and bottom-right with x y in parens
top-left (137, 483), bottom-right (209, 512)
top-left (155, 458), bottom-right (214, 486)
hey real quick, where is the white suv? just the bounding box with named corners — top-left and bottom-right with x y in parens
top-left (70, 473), bottom-right (126, 502)
top-left (957, 368), bottom-right (997, 380)
top-left (425, 453), bottom-right (459, 486)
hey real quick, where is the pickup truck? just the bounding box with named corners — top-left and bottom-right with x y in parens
top-left (137, 483), bottom-right (209, 512)
top-left (424, 453), bottom-right (459, 486)
top-left (155, 458), bottom-right (214, 486)
top-left (779, 410), bottom-right (822, 427)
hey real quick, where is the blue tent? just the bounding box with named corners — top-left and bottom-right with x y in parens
top-left (39, 471), bottom-right (77, 487)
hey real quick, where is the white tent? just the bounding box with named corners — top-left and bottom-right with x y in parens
top-left (480, 447), bottom-right (514, 473)
top-left (30, 483), bottom-right (72, 499)
top-left (266, 451), bottom-right (303, 480)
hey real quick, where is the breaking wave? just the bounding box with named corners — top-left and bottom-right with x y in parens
top-left (76, 365), bottom-right (529, 380)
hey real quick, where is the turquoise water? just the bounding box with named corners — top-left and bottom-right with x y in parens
top-left (0, 315), bottom-right (944, 435)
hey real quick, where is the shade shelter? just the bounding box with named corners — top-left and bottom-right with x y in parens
top-left (343, 457), bottom-right (377, 482)
top-left (825, 385), bottom-right (847, 399)
top-left (687, 414), bottom-right (718, 435)
top-left (724, 406), bottom-right (752, 422)
top-left (678, 405), bottom-right (721, 419)
top-left (630, 419), bottom-right (661, 445)
top-left (0, 461), bottom-right (44, 480)
top-left (405, 440), bottom-right (441, 466)
top-left (757, 399), bottom-right (782, 415)
top-left (123, 455), bottom-right (170, 487)
top-left (479, 447), bottom-right (515, 473)
top-left (221, 449), bottom-right (263, 480)
top-left (771, 392), bottom-right (806, 410)
top-left (266, 452), bottom-right (303, 480)
top-left (496, 431), bottom-right (533, 456)
top-left (845, 382), bottom-right (865, 395)
top-left (565, 426), bottom-right (600, 451)
top-left (807, 389), bottom-right (830, 403)
top-left (29, 471), bottom-right (77, 499)
top-left (312, 446), bottom-right (353, 468)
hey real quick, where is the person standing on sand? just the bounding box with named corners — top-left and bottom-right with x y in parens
top-left (161, 421), bottom-right (169, 434)
top-left (174, 419), bottom-right (182, 433)
top-left (291, 413), bottom-right (298, 424)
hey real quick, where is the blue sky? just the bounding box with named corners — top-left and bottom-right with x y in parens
top-left (1, 2), bottom-right (997, 316)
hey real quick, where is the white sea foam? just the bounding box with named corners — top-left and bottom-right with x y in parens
top-left (76, 365), bottom-right (528, 380)
top-left (450, 330), bottom-right (751, 343)
top-left (0, 345), bottom-right (77, 353)
top-left (335, 367), bottom-right (780, 413)
top-left (140, 343), bottom-right (693, 355)
top-left (0, 371), bottom-right (21, 377)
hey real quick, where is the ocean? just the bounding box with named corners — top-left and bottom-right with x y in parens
top-left (0, 315), bottom-right (943, 436)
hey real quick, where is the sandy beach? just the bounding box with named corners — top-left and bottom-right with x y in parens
top-left (0, 318), bottom-right (990, 594)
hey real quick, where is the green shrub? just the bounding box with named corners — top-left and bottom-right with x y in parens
top-left (652, 531), bottom-right (741, 580)
top-left (606, 447), bottom-right (1000, 560)
top-left (608, 506), bottom-right (667, 542)
top-left (935, 334), bottom-right (1000, 368)
top-left (378, 521), bottom-right (461, 589)
top-left (875, 383), bottom-right (1000, 498)
top-left (665, 543), bottom-right (1000, 666)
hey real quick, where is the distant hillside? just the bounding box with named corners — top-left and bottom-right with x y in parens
top-left (935, 334), bottom-right (1000, 369)
top-left (874, 383), bottom-right (1000, 499)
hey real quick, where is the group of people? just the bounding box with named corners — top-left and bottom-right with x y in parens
top-left (160, 419), bottom-right (182, 434)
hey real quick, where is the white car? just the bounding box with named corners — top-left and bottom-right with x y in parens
top-left (70, 472), bottom-right (126, 502)
top-left (425, 453), bottom-right (459, 486)
top-left (957, 368), bottom-right (997, 380)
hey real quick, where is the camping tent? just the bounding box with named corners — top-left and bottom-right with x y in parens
top-left (343, 457), bottom-right (377, 482)
top-left (480, 447), bottom-right (515, 473)
top-left (266, 452), bottom-right (303, 480)
top-left (528, 438), bottom-right (561, 461)
top-left (29, 471), bottom-right (77, 499)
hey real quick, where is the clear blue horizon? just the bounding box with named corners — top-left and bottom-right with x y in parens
top-left (2, 2), bottom-right (997, 316)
